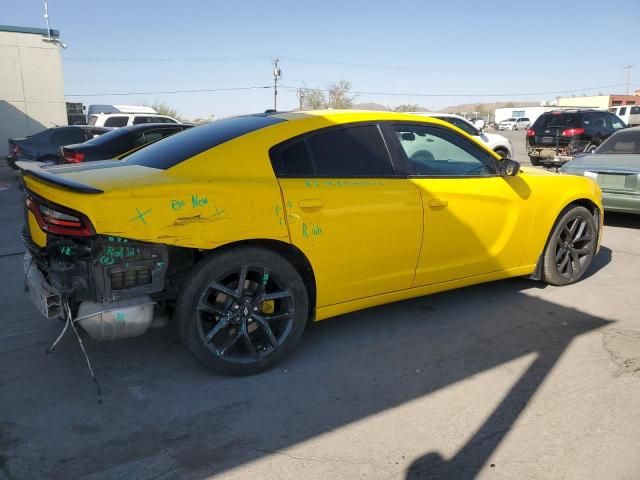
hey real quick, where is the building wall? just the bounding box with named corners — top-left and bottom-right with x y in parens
top-left (609, 95), bottom-right (638, 106)
top-left (557, 95), bottom-right (610, 110)
top-left (494, 106), bottom-right (557, 125)
top-left (0, 29), bottom-right (66, 157)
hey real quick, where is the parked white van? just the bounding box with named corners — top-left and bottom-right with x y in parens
top-left (87, 105), bottom-right (178, 127)
top-left (609, 105), bottom-right (640, 127)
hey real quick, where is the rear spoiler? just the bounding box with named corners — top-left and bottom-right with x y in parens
top-left (15, 161), bottom-right (104, 194)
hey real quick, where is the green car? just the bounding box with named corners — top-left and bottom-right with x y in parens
top-left (561, 127), bottom-right (640, 214)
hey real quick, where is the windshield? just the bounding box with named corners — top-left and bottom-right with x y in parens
top-left (503, 118), bottom-right (516, 122)
top-left (596, 129), bottom-right (640, 155)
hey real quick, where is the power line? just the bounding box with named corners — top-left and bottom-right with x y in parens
top-left (62, 54), bottom-right (631, 74)
top-left (65, 86), bottom-right (272, 97)
top-left (283, 83), bottom-right (629, 98)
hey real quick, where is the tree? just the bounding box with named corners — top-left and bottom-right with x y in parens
top-left (327, 80), bottom-right (355, 109)
top-left (142, 101), bottom-right (184, 121)
top-left (301, 87), bottom-right (327, 110)
top-left (394, 104), bottom-right (421, 112)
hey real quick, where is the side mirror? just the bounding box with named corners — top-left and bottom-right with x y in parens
top-left (499, 159), bottom-right (520, 177)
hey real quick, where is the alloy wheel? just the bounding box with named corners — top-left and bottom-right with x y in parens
top-left (196, 265), bottom-right (295, 364)
top-left (553, 214), bottom-right (595, 280)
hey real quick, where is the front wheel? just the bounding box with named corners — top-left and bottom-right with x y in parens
top-left (177, 247), bottom-right (309, 375)
top-left (542, 206), bottom-right (597, 286)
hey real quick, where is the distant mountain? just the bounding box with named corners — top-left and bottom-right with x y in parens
top-left (352, 102), bottom-right (390, 111)
top-left (439, 101), bottom-right (539, 114)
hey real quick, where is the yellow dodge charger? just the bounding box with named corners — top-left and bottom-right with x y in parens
top-left (19, 110), bottom-right (603, 375)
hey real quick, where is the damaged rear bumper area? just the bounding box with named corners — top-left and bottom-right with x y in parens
top-left (24, 230), bottom-right (169, 341)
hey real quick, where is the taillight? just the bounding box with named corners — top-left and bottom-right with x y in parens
top-left (63, 150), bottom-right (85, 163)
top-left (526, 128), bottom-right (535, 137)
top-left (562, 127), bottom-right (585, 137)
top-left (26, 195), bottom-right (94, 237)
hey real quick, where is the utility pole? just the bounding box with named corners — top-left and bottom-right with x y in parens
top-left (296, 88), bottom-right (305, 110)
top-left (624, 65), bottom-right (633, 95)
top-left (272, 58), bottom-right (282, 110)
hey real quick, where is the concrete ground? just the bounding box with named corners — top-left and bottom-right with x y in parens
top-left (1, 142), bottom-right (639, 480)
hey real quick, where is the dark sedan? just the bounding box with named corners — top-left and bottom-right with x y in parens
top-left (60, 123), bottom-right (193, 163)
top-left (6, 126), bottom-right (110, 169)
top-left (561, 127), bottom-right (640, 214)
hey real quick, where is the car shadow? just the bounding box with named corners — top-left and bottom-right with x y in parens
top-left (604, 212), bottom-right (640, 229)
top-left (0, 268), bottom-right (612, 479)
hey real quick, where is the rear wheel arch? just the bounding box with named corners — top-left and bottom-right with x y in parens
top-left (192, 239), bottom-right (317, 319)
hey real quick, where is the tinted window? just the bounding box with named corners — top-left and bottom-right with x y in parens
top-left (393, 125), bottom-right (495, 177)
top-left (305, 126), bottom-right (393, 177)
top-left (133, 128), bottom-right (181, 147)
top-left (619, 107), bottom-right (627, 115)
top-left (125, 115), bottom-right (284, 169)
top-left (158, 116), bottom-right (177, 124)
top-left (82, 128), bottom-right (134, 151)
top-left (279, 140), bottom-right (314, 176)
top-left (534, 113), bottom-right (577, 129)
top-left (133, 116), bottom-right (154, 125)
top-left (608, 114), bottom-right (626, 130)
top-left (104, 116), bottom-right (129, 127)
top-left (51, 128), bottom-right (87, 145)
top-left (596, 129), bottom-right (640, 154)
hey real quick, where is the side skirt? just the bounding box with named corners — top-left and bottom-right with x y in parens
top-left (315, 265), bottom-right (537, 322)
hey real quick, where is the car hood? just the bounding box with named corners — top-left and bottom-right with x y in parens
top-left (562, 153), bottom-right (640, 173)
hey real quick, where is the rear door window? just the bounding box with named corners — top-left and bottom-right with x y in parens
top-left (104, 116), bottom-right (129, 127)
top-left (271, 125), bottom-right (395, 177)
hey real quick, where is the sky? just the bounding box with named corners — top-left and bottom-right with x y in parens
top-left (3, 0), bottom-right (639, 120)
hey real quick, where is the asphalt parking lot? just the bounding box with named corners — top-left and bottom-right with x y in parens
top-left (1, 147), bottom-right (639, 479)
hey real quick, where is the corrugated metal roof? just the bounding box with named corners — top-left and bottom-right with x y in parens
top-left (0, 25), bottom-right (59, 37)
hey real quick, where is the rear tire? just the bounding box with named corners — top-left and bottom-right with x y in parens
top-left (176, 246), bottom-right (308, 375)
top-left (542, 206), bottom-right (597, 286)
top-left (529, 155), bottom-right (541, 167)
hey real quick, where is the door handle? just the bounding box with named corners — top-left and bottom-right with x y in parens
top-left (298, 199), bottom-right (325, 209)
top-left (428, 199), bottom-right (448, 208)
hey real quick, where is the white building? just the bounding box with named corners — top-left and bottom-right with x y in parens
top-left (0, 25), bottom-right (66, 157)
top-left (494, 105), bottom-right (560, 125)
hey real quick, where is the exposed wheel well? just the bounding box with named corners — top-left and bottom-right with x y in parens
top-left (199, 239), bottom-right (317, 319)
top-left (494, 147), bottom-right (508, 157)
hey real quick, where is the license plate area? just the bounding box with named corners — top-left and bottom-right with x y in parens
top-left (541, 136), bottom-right (555, 144)
top-left (597, 173), bottom-right (630, 190)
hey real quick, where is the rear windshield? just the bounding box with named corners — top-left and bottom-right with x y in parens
top-left (124, 115), bottom-right (285, 169)
top-left (83, 128), bottom-right (132, 147)
top-left (596, 129), bottom-right (640, 154)
top-left (533, 113), bottom-right (577, 128)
